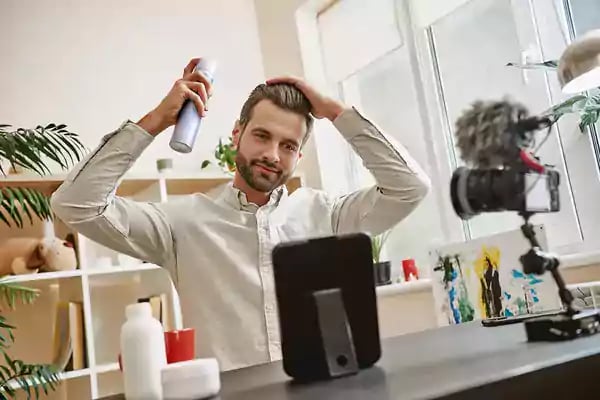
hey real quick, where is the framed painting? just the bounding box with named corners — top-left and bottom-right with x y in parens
top-left (429, 225), bottom-right (562, 326)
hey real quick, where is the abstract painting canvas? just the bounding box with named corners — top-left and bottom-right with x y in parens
top-left (429, 225), bottom-right (562, 326)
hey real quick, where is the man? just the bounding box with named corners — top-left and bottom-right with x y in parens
top-left (51, 57), bottom-right (430, 371)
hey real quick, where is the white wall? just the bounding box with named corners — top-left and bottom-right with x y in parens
top-left (253, 0), bottom-right (323, 189)
top-left (0, 0), bottom-right (265, 176)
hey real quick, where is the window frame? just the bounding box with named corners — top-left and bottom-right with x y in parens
top-left (295, 0), bottom-right (600, 260)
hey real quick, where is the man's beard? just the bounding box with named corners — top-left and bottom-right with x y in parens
top-left (236, 152), bottom-right (289, 193)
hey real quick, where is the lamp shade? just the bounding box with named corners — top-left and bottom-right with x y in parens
top-left (558, 29), bottom-right (600, 93)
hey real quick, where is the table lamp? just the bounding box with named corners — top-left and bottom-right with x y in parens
top-left (558, 29), bottom-right (600, 93)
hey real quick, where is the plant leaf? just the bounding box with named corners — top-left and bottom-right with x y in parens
top-left (0, 187), bottom-right (52, 228)
top-left (23, 130), bottom-right (68, 171)
top-left (579, 110), bottom-right (600, 131)
top-left (546, 94), bottom-right (587, 118)
top-left (0, 356), bottom-right (60, 399)
top-left (0, 123), bottom-right (86, 176)
top-left (36, 126), bottom-right (72, 167)
top-left (7, 188), bottom-right (33, 226)
top-left (0, 190), bottom-right (22, 228)
top-left (19, 188), bottom-right (41, 217)
top-left (0, 210), bottom-right (9, 228)
top-left (0, 144), bottom-right (44, 176)
top-left (0, 282), bottom-right (39, 309)
top-left (506, 60), bottom-right (559, 70)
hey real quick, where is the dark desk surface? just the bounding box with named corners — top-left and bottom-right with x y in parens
top-left (100, 321), bottom-right (600, 400)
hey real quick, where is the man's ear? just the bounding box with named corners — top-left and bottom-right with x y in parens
top-left (232, 120), bottom-right (242, 149)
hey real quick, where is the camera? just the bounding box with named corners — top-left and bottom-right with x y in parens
top-left (450, 166), bottom-right (560, 220)
top-left (446, 98), bottom-right (600, 340)
top-left (448, 98), bottom-right (561, 220)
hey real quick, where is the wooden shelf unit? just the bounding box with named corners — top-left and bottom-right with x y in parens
top-left (0, 173), bottom-right (304, 399)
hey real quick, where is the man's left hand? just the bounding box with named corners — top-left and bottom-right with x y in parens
top-left (266, 76), bottom-right (345, 121)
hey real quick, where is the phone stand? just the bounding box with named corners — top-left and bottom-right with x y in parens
top-left (271, 233), bottom-right (381, 382)
top-left (313, 288), bottom-right (359, 378)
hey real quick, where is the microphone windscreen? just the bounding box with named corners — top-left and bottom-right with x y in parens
top-left (454, 99), bottom-right (530, 168)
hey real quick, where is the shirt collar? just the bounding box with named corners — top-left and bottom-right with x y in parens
top-left (218, 181), bottom-right (287, 212)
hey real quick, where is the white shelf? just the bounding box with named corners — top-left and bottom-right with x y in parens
top-left (0, 270), bottom-right (83, 284)
top-left (87, 263), bottom-right (161, 276)
top-left (0, 264), bottom-right (161, 286)
top-left (58, 368), bottom-right (92, 381)
top-left (95, 363), bottom-right (119, 375)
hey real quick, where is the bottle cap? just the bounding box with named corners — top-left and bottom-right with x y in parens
top-left (125, 302), bottom-right (151, 319)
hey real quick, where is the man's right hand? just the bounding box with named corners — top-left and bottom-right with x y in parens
top-left (137, 58), bottom-right (213, 136)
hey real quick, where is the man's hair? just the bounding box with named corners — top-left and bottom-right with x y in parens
top-left (238, 83), bottom-right (314, 147)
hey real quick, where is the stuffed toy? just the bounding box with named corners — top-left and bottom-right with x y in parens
top-left (0, 237), bottom-right (78, 277)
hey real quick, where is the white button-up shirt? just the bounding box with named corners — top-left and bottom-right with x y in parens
top-left (51, 107), bottom-right (430, 371)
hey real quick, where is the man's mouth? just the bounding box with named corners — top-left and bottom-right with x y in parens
top-left (254, 163), bottom-right (279, 174)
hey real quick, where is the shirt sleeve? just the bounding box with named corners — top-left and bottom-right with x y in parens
top-left (50, 121), bottom-right (178, 278)
top-left (329, 107), bottom-right (431, 236)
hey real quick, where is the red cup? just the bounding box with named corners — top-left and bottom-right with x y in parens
top-left (402, 258), bottom-right (419, 281)
top-left (164, 328), bottom-right (195, 364)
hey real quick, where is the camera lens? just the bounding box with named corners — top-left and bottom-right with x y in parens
top-left (450, 167), bottom-right (475, 219)
top-left (450, 167), bottom-right (526, 219)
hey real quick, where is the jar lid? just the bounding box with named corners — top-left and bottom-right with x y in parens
top-left (162, 358), bottom-right (218, 379)
top-left (161, 358), bottom-right (220, 399)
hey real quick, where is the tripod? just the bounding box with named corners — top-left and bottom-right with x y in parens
top-left (518, 213), bottom-right (600, 341)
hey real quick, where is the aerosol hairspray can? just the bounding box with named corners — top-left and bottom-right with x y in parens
top-left (169, 58), bottom-right (217, 153)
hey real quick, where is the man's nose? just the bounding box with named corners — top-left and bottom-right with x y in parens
top-left (262, 143), bottom-right (280, 164)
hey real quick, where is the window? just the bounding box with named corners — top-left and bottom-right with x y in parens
top-left (300, 0), bottom-right (600, 275)
top-left (568, 0), bottom-right (600, 37)
top-left (425, 0), bottom-right (600, 254)
top-left (428, 0), bottom-right (590, 251)
top-left (317, 0), bottom-right (447, 276)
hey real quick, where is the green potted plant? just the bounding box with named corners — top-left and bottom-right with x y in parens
top-left (201, 136), bottom-right (237, 174)
top-left (371, 231), bottom-right (391, 286)
top-left (0, 122), bottom-right (86, 398)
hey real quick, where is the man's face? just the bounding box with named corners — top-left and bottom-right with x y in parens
top-left (233, 99), bottom-right (305, 193)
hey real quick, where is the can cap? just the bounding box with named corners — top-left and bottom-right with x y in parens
top-left (195, 57), bottom-right (218, 78)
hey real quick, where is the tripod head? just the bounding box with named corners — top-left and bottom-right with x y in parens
top-left (518, 212), bottom-right (577, 316)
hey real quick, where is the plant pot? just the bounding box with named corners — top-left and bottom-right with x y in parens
top-left (373, 261), bottom-right (391, 286)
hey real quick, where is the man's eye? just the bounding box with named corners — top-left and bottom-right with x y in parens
top-left (284, 144), bottom-right (297, 152)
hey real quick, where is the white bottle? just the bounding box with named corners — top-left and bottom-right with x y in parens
top-left (169, 57), bottom-right (218, 153)
top-left (120, 302), bottom-right (166, 400)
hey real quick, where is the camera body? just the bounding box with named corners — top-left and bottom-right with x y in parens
top-left (450, 165), bottom-right (560, 220)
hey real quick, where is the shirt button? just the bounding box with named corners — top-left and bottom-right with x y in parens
top-left (265, 304), bottom-right (274, 312)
